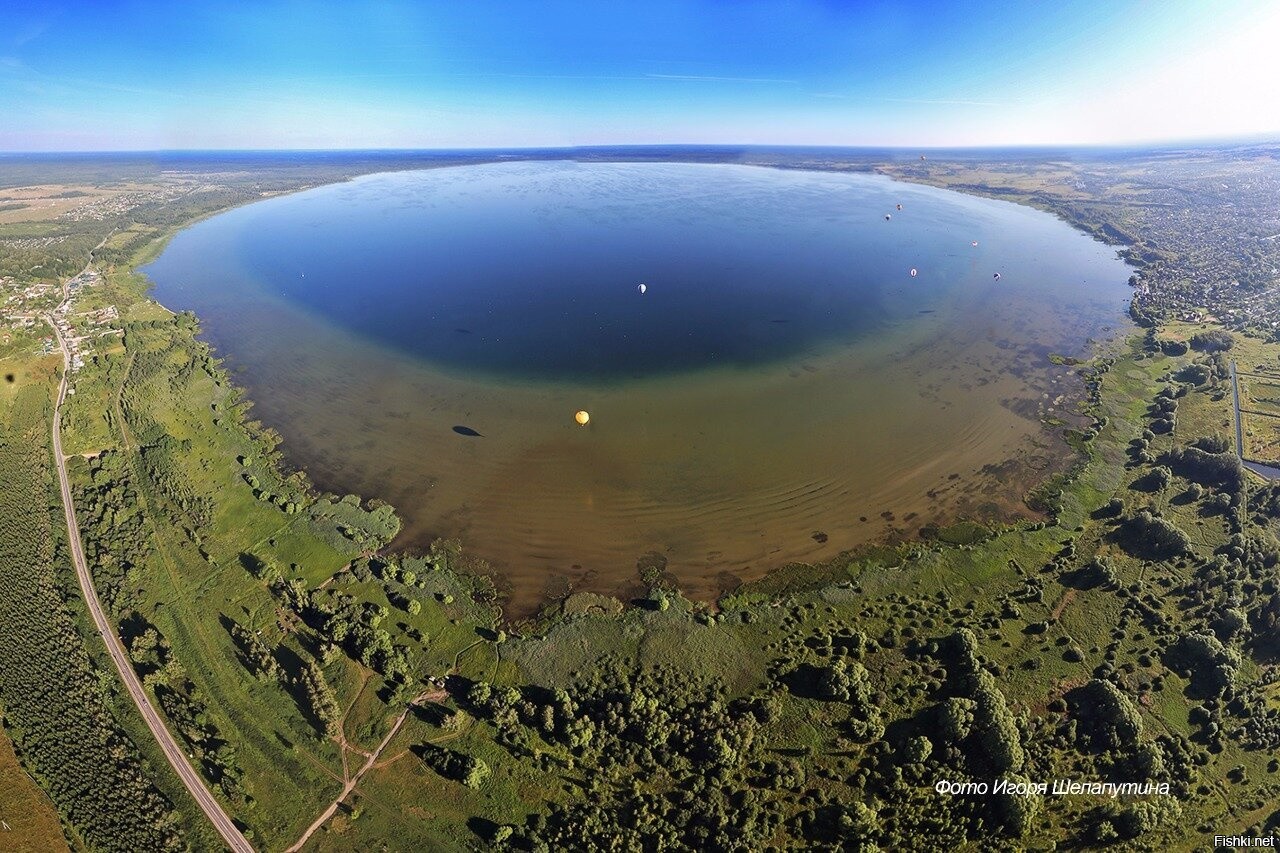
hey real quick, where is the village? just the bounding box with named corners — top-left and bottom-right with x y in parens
top-left (860, 144), bottom-right (1280, 338)
top-left (58, 185), bottom-right (190, 222)
top-left (1079, 151), bottom-right (1280, 334)
top-left (0, 267), bottom-right (120, 379)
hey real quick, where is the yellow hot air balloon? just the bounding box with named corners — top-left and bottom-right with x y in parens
top-left (575, 410), bottom-right (590, 425)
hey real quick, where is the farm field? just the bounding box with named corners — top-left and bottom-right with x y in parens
top-left (0, 725), bottom-right (69, 853)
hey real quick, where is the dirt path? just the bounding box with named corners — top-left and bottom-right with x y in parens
top-left (369, 688), bottom-right (451, 771)
top-left (1050, 588), bottom-right (1077, 621)
top-left (285, 689), bottom-right (436, 852)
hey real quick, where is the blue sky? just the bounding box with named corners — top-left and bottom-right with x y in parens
top-left (2, 0), bottom-right (1278, 150)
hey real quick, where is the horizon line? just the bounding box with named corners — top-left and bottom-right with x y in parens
top-left (3, 133), bottom-right (1279, 158)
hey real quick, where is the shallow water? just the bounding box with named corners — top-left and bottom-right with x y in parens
top-left (144, 162), bottom-right (1132, 614)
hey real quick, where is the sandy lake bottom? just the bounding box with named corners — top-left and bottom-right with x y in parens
top-left (144, 162), bottom-right (1133, 614)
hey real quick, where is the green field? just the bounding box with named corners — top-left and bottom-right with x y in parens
top-left (2, 151), bottom-right (1280, 850)
top-left (288, 329), bottom-right (1280, 850)
top-left (1236, 371), bottom-right (1280, 463)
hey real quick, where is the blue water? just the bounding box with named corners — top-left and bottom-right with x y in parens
top-left (141, 162), bottom-right (1135, 609)
top-left (144, 161), bottom-right (1102, 382)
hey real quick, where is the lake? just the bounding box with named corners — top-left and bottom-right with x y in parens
top-left (143, 161), bottom-right (1132, 615)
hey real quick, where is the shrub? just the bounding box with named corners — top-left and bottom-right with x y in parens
top-left (1068, 679), bottom-right (1142, 749)
top-left (1190, 330), bottom-right (1235, 353)
top-left (1120, 510), bottom-right (1190, 559)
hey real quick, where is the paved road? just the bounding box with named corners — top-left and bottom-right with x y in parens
top-left (46, 297), bottom-right (254, 852)
top-left (1228, 360), bottom-right (1280, 480)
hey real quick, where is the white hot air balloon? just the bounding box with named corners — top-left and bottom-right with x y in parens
top-left (910, 268), bottom-right (918, 278)
top-left (993, 272), bottom-right (1002, 281)
top-left (637, 283), bottom-right (647, 294)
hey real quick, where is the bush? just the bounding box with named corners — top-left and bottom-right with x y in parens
top-left (1165, 632), bottom-right (1239, 696)
top-left (1120, 510), bottom-right (1190, 559)
top-left (1068, 679), bottom-right (1143, 750)
top-left (1176, 363), bottom-right (1212, 385)
top-left (973, 672), bottom-right (1024, 774)
top-left (1192, 434), bottom-right (1231, 454)
top-left (1190, 330), bottom-right (1235, 353)
top-left (1166, 445), bottom-right (1244, 491)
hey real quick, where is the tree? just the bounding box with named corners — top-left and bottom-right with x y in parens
top-left (350, 557), bottom-right (373, 582)
top-left (1114, 797), bottom-right (1182, 838)
top-left (1190, 329), bottom-right (1234, 352)
top-left (228, 621), bottom-right (280, 681)
top-left (1070, 679), bottom-right (1142, 750)
top-left (936, 697), bottom-right (976, 744)
top-left (996, 773), bottom-right (1042, 837)
top-left (297, 659), bottom-right (341, 738)
top-left (973, 672), bottom-right (1024, 774)
top-left (1166, 632), bottom-right (1238, 696)
top-left (1176, 363), bottom-right (1211, 385)
top-left (129, 627), bottom-right (161, 661)
top-left (1077, 556), bottom-right (1119, 589)
top-left (1214, 607), bottom-right (1247, 641)
top-left (903, 735), bottom-right (932, 763)
top-left (419, 744), bottom-right (489, 788)
top-left (1166, 444), bottom-right (1245, 491)
top-left (1141, 466), bottom-right (1172, 492)
top-left (468, 681), bottom-right (493, 706)
top-left (1121, 510), bottom-right (1190, 559)
top-left (836, 801), bottom-right (878, 847)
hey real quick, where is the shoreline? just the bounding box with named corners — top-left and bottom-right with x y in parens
top-left (122, 158), bottom-right (1135, 622)
top-left (14, 143), bottom-right (1278, 849)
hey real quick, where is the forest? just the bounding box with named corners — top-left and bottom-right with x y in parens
top-left (0, 367), bottom-right (183, 850)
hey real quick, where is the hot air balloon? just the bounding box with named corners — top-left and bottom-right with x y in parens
top-left (884, 214), bottom-right (892, 221)
top-left (993, 273), bottom-right (1002, 281)
top-left (910, 268), bottom-right (918, 278)
top-left (637, 283), bottom-right (647, 294)
top-left (896, 204), bottom-right (903, 211)
top-left (575, 410), bottom-right (590, 425)
top-left (971, 241), bottom-right (979, 247)
top-left (920, 154), bottom-right (927, 161)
